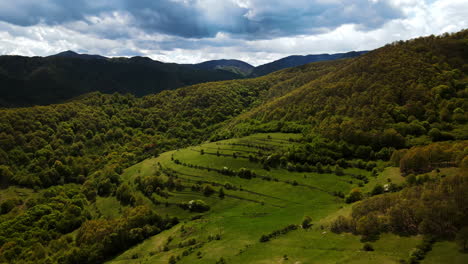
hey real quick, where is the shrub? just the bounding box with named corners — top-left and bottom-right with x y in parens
top-left (238, 168), bottom-right (255, 179)
top-left (0, 199), bottom-right (21, 214)
top-left (259, 235), bottom-right (270, 242)
top-left (116, 183), bottom-right (136, 205)
top-left (187, 200), bottom-right (210, 212)
top-left (335, 166), bottom-right (344, 176)
top-left (203, 185), bottom-right (215, 196)
top-left (168, 255), bottom-right (177, 264)
top-left (345, 188), bottom-right (363, 203)
top-left (218, 188), bottom-right (225, 199)
top-left (301, 216), bottom-right (313, 229)
top-left (259, 224), bottom-right (298, 242)
top-left (356, 214), bottom-right (381, 240)
top-left (370, 184), bottom-right (384, 196)
top-left (363, 243), bottom-right (374, 251)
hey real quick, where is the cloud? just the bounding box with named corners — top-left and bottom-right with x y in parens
top-left (0, 0), bottom-right (106, 26)
top-left (0, 0), bottom-right (403, 39)
top-left (0, 0), bottom-right (466, 65)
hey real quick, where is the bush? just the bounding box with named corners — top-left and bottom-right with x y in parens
top-left (301, 216), bottom-right (313, 229)
top-left (203, 185), bottom-right (215, 196)
top-left (356, 213), bottom-right (381, 241)
top-left (187, 200), bottom-right (210, 212)
top-left (428, 128), bottom-right (442, 141)
top-left (168, 255), bottom-right (177, 264)
top-left (218, 188), bottom-right (225, 199)
top-left (363, 243), bottom-right (374, 251)
top-left (370, 184), bottom-right (384, 196)
top-left (0, 199), bottom-right (21, 214)
top-left (259, 224), bottom-right (298, 242)
top-left (237, 168), bottom-right (255, 179)
top-left (116, 183), bottom-right (136, 205)
top-left (331, 216), bottom-right (349, 233)
top-left (259, 235), bottom-right (270, 242)
top-left (335, 166), bottom-right (344, 176)
top-left (345, 188), bottom-right (363, 203)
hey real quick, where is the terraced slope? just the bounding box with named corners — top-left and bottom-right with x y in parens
top-left (103, 133), bottom-right (464, 264)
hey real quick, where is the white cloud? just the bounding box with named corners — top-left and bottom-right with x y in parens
top-left (0, 0), bottom-right (466, 66)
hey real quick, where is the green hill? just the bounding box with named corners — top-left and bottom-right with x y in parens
top-left (221, 31), bottom-right (468, 143)
top-left (0, 53), bottom-right (243, 107)
top-left (189, 59), bottom-right (254, 76)
top-left (0, 50), bottom-right (370, 107)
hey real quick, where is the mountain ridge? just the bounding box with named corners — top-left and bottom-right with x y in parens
top-left (250, 50), bottom-right (368, 77)
top-left (47, 50), bottom-right (366, 78)
top-left (189, 59), bottom-right (254, 76)
top-left (0, 54), bottom-right (241, 107)
top-left (49, 50), bottom-right (108, 60)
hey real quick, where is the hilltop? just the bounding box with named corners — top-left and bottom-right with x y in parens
top-left (49, 50), bottom-right (108, 60)
top-left (189, 59), bottom-right (254, 76)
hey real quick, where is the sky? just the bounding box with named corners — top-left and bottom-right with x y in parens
top-left (0, 0), bottom-right (466, 66)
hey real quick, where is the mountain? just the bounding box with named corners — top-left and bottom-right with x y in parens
top-left (0, 50), bottom-right (369, 107)
top-left (187, 52), bottom-right (367, 78)
top-left (49, 50), bottom-right (108, 60)
top-left (249, 50), bottom-right (368, 77)
top-left (0, 54), bottom-right (242, 107)
top-left (190, 59), bottom-right (254, 76)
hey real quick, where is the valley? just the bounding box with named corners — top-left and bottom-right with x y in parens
top-left (0, 30), bottom-right (467, 264)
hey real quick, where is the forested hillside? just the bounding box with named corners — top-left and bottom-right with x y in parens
top-left (0, 29), bottom-right (466, 196)
top-left (223, 31), bottom-right (468, 145)
top-left (0, 54), bottom-right (241, 107)
top-left (0, 30), bottom-right (467, 263)
top-left (0, 50), bottom-right (369, 107)
top-left (189, 59), bottom-right (254, 76)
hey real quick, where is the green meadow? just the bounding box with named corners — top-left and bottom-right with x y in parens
top-left (103, 133), bottom-right (465, 264)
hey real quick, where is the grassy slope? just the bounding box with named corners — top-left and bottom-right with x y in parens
top-left (423, 241), bottom-right (468, 264)
top-left (0, 187), bottom-right (36, 202)
top-left (103, 133), bottom-right (465, 264)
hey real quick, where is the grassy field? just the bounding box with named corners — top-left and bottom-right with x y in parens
top-left (423, 241), bottom-right (468, 264)
top-left (104, 133), bottom-right (465, 264)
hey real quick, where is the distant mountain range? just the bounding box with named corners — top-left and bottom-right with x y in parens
top-left (0, 50), bottom-right (366, 107)
top-left (184, 51), bottom-right (368, 77)
top-left (249, 51), bottom-right (368, 77)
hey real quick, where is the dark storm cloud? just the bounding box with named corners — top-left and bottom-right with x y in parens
top-left (0, 0), bottom-right (110, 26)
top-left (0, 0), bottom-right (403, 39)
top-left (120, 0), bottom-right (245, 38)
